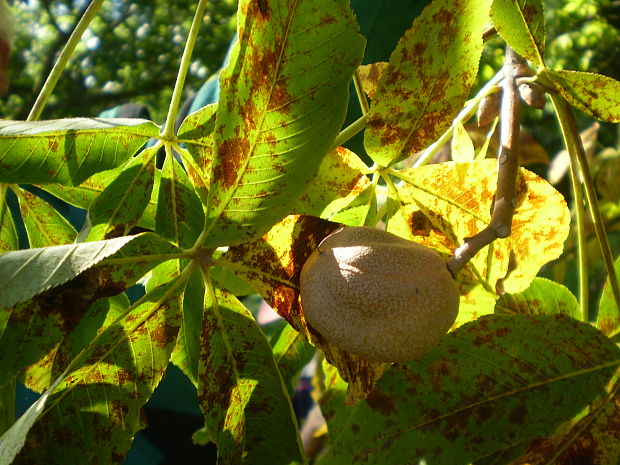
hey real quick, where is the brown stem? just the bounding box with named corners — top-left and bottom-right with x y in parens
top-left (448, 46), bottom-right (523, 278)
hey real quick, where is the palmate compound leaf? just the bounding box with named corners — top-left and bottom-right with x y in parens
top-left (202, 0), bottom-right (365, 247)
top-left (490, 0), bottom-right (546, 68)
top-left (0, 233), bottom-right (182, 388)
top-left (217, 214), bottom-right (389, 404)
top-left (399, 159), bottom-right (570, 295)
top-left (0, 118), bottom-right (159, 186)
top-left (4, 277), bottom-right (184, 465)
top-left (364, 0), bottom-right (492, 167)
top-left (198, 286), bottom-right (305, 465)
top-left (318, 314), bottom-right (620, 465)
top-left (539, 69), bottom-right (620, 123)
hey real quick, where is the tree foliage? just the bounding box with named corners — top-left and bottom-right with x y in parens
top-left (0, 0), bottom-right (619, 464)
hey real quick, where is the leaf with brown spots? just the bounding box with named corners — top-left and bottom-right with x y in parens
top-left (203, 0), bottom-right (365, 247)
top-left (86, 145), bottom-right (157, 241)
top-left (496, 277), bottom-right (581, 319)
top-left (197, 286), bottom-right (304, 465)
top-left (491, 0), bottom-right (546, 68)
top-left (319, 314), bottom-right (620, 465)
top-left (399, 159), bottom-right (570, 295)
top-left (293, 147), bottom-right (376, 227)
top-left (597, 255), bottom-right (620, 339)
top-left (0, 232), bottom-right (179, 310)
top-left (155, 154), bottom-right (205, 249)
top-left (10, 279), bottom-right (183, 465)
top-left (0, 232), bottom-right (182, 389)
top-left (356, 62), bottom-right (388, 100)
top-left (511, 379), bottom-right (620, 465)
top-left (540, 69), bottom-right (620, 123)
top-left (15, 188), bottom-right (76, 248)
top-left (0, 118), bottom-right (159, 186)
top-left (364, 0), bottom-right (493, 167)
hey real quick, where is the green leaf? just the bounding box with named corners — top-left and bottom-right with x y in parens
top-left (539, 69), bottom-right (620, 123)
top-left (177, 103), bottom-right (217, 205)
top-left (198, 287), bottom-right (304, 464)
top-left (490, 0), bottom-right (546, 68)
top-left (0, 186), bottom-right (18, 253)
top-left (271, 323), bottom-right (315, 396)
top-left (203, 0), bottom-right (365, 246)
top-left (0, 232), bottom-right (179, 309)
top-left (364, 0), bottom-right (492, 167)
top-left (0, 118), bottom-right (159, 186)
top-left (597, 255), bottom-right (620, 338)
top-left (0, 233), bottom-right (182, 388)
top-left (512, 381), bottom-right (620, 465)
top-left (39, 166), bottom-right (125, 209)
top-left (85, 145), bottom-right (157, 241)
top-left (9, 279), bottom-right (182, 465)
top-left (495, 277), bottom-right (581, 319)
top-left (15, 188), bottom-right (76, 247)
top-left (171, 267), bottom-right (204, 386)
top-left (155, 154), bottom-right (205, 248)
top-left (319, 315), bottom-right (620, 465)
top-left (293, 147), bottom-right (376, 226)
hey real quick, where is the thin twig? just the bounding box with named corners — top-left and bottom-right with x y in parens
top-left (447, 46), bottom-right (523, 278)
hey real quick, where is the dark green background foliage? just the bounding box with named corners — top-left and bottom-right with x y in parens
top-left (2, 0), bottom-right (236, 121)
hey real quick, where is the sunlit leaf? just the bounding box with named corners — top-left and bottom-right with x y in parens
top-left (171, 267), bottom-right (204, 386)
top-left (10, 279), bottom-right (182, 465)
top-left (319, 314), bottom-right (620, 465)
top-left (177, 103), bottom-right (217, 205)
top-left (203, 0), bottom-right (365, 246)
top-left (399, 159), bottom-right (570, 293)
top-left (155, 154), bottom-right (205, 248)
top-left (539, 69), bottom-right (620, 123)
top-left (364, 0), bottom-right (492, 166)
top-left (451, 120), bottom-right (475, 162)
top-left (495, 277), bottom-right (581, 319)
top-left (490, 0), bottom-right (546, 67)
top-left (356, 62), bottom-right (388, 100)
top-left (198, 286), bottom-right (304, 464)
top-left (293, 147), bottom-right (376, 226)
top-left (85, 145), bottom-right (157, 241)
top-left (597, 255), bottom-right (620, 338)
top-left (15, 188), bottom-right (76, 247)
top-left (0, 118), bottom-right (159, 186)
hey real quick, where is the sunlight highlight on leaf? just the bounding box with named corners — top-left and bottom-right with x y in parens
top-left (203, 0), bottom-right (365, 246)
top-left (0, 118), bottom-right (158, 186)
top-left (364, 0), bottom-right (492, 167)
